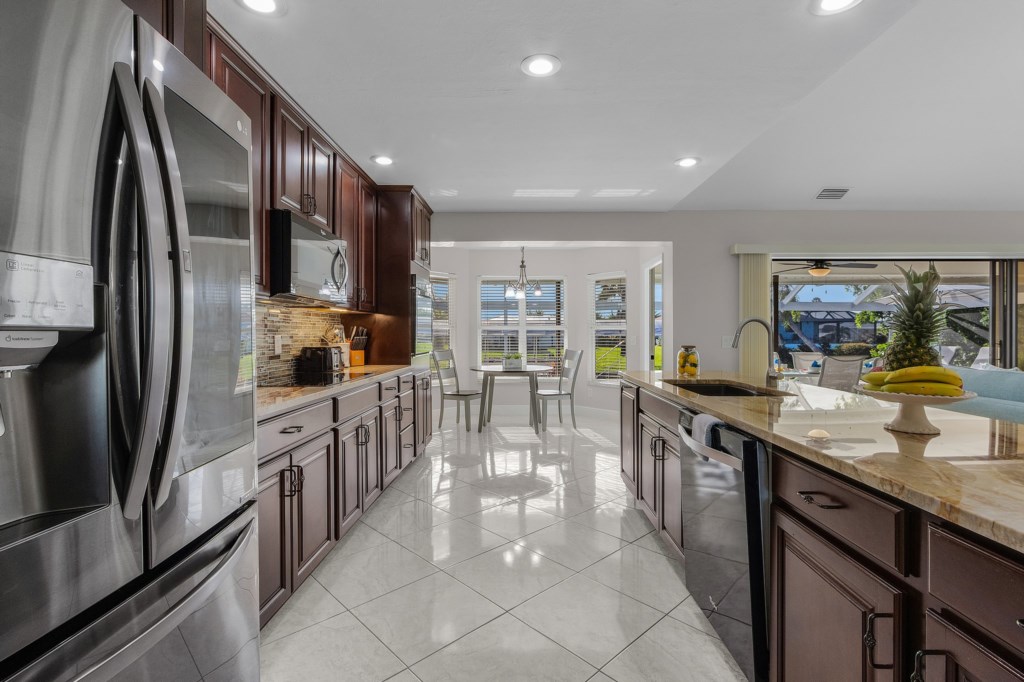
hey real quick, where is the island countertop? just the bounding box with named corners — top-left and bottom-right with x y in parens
top-left (621, 369), bottom-right (1024, 554)
top-left (257, 365), bottom-right (415, 420)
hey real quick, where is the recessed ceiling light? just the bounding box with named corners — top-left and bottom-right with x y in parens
top-left (810, 0), bottom-right (863, 16)
top-left (242, 0), bottom-right (277, 13)
top-left (521, 54), bottom-right (562, 78)
top-left (370, 155), bottom-right (393, 166)
top-left (675, 157), bottom-right (700, 168)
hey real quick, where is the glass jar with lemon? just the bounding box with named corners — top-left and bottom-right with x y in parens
top-left (677, 345), bottom-right (700, 376)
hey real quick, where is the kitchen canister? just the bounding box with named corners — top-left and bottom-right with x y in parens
top-left (677, 345), bottom-right (700, 376)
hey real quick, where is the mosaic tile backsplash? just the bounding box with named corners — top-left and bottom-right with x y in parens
top-left (255, 306), bottom-right (369, 386)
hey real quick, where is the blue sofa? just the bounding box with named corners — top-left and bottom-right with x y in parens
top-left (938, 367), bottom-right (1024, 423)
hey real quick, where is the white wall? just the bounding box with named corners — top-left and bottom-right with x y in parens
top-left (433, 211), bottom-right (1024, 375)
top-left (431, 244), bottom-right (668, 411)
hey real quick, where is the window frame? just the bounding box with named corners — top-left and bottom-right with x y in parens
top-left (477, 275), bottom-right (567, 377)
top-left (590, 271), bottom-right (628, 384)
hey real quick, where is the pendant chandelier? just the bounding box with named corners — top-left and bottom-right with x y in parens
top-left (505, 247), bottom-right (543, 299)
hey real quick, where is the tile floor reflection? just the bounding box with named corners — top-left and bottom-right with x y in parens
top-left (260, 411), bottom-right (746, 681)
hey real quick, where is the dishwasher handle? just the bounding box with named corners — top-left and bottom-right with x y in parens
top-left (678, 424), bottom-right (743, 470)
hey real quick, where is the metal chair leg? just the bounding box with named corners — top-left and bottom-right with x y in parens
top-left (464, 398), bottom-right (471, 431)
top-left (456, 400), bottom-right (460, 424)
top-left (438, 395), bottom-right (445, 428)
top-left (558, 400), bottom-right (563, 423)
top-left (542, 399), bottom-right (548, 432)
top-left (570, 396), bottom-right (577, 429)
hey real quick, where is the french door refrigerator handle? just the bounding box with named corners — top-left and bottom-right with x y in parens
top-left (141, 79), bottom-right (195, 509)
top-left (111, 62), bottom-right (173, 521)
top-left (70, 520), bottom-right (255, 681)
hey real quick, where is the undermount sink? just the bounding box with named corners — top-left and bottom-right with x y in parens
top-left (662, 380), bottom-right (773, 397)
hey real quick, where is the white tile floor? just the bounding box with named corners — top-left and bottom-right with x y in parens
top-left (260, 410), bottom-right (746, 682)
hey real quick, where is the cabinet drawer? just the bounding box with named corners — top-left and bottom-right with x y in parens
top-left (928, 525), bottom-right (1024, 652)
top-left (399, 389), bottom-right (414, 426)
top-left (259, 400), bottom-right (333, 459)
top-left (773, 455), bottom-right (906, 574)
top-left (336, 384), bottom-right (380, 422)
top-left (398, 373), bottom-right (417, 392)
top-left (400, 423), bottom-right (415, 460)
top-left (380, 378), bottom-right (401, 398)
top-left (638, 389), bottom-right (679, 431)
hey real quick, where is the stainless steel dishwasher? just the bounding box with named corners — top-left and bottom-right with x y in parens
top-left (677, 408), bottom-right (770, 682)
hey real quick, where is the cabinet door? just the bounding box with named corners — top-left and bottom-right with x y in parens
top-left (292, 432), bottom-right (336, 589)
top-left (257, 454), bottom-right (292, 627)
top-left (307, 130), bottom-right (333, 230)
top-left (335, 160), bottom-right (359, 303)
top-left (382, 399), bottom-right (401, 486)
top-left (418, 374), bottom-right (433, 454)
top-left (274, 99), bottom-right (307, 215)
top-left (915, 610), bottom-right (1024, 682)
top-left (421, 207), bottom-right (431, 266)
top-left (357, 178), bottom-right (376, 311)
top-left (208, 31), bottom-right (271, 290)
top-left (637, 413), bottom-right (660, 527)
top-left (335, 420), bottom-right (362, 538)
top-left (660, 436), bottom-right (683, 551)
top-left (771, 507), bottom-right (904, 682)
top-left (620, 386), bottom-right (638, 497)
top-left (361, 409), bottom-right (383, 508)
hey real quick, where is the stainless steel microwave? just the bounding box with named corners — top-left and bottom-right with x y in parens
top-left (268, 209), bottom-right (350, 307)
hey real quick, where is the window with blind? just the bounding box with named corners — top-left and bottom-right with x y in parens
top-left (479, 278), bottom-right (565, 375)
top-left (430, 275), bottom-right (452, 352)
top-left (592, 274), bottom-right (627, 381)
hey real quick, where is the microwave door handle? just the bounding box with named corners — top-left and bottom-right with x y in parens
top-left (111, 63), bottom-right (173, 521)
top-left (142, 80), bottom-right (195, 508)
top-left (330, 247), bottom-right (349, 293)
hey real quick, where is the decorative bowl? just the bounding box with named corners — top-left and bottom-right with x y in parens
top-left (857, 388), bottom-right (977, 435)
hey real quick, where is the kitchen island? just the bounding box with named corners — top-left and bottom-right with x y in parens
top-left (620, 369), bottom-right (1024, 682)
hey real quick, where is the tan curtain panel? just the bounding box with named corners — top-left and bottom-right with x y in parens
top-left (738, 253), bottom-right (772, 377)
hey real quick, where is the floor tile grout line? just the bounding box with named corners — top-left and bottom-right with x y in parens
top-left (504, 610), bottom-right (603, 676)
top-left (401, 610), bottom-right (508, 670)
top-left (345, 598), bottom-right (429, 672)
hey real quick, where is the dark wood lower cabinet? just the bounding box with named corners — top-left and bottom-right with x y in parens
top-left (257, 454), bottom-right (293, 627)
top-left (336, 419), bottom-right (362, 538)
top-left (659, 439), bottom-right (682, 550)
top-left (637, 413), bottom-right (660, 526)
top-left (382, 398), bottom-right (401, 486)
top-left (619, 385), bottom-right (638, 497)
top-left (771, 507), bottom-right (904, 682)
top-left (291, 432), bottom-right (335, 589)
top-left (914, 610), bottom-right (1024, 681)
top-left (415, 372), bottom-right (432, 456)
top-left (361, 407), bottom-right (383, 508)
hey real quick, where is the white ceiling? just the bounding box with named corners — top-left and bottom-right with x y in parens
top-left (208, 0), bottom-right (1023, 213)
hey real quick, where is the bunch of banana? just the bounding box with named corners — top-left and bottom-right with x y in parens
top-left (860, 366), bottom-right (964, 397)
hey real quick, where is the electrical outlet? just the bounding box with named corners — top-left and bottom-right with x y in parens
top-left (274, 335), bottom-right (285, 355)
top-left (722, 335), bottom-right (734, 349)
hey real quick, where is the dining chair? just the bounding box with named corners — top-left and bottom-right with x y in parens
top-left (534, 349), bottom-right (583, 431)
top-left (431, 349), bottom-right (481, 432)
top-left (817, 355), bottom-right (868, 392)
top-left (790, 352), bottom-right (824, 372)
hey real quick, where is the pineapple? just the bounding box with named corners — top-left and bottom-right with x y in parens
top-left (883, 264), bottom-right (944, 371)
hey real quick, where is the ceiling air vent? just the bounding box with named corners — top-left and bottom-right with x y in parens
top-left (816, 187), bottom-right (850, 200)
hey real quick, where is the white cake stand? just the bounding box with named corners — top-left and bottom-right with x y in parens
top-left (858, 388), bottom-right (976, 435)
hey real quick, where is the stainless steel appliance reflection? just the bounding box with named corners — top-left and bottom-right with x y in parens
top-left (677, 409), bottom-right (771, 682)
top-left (412, 268), bottom-right (433, 358)
top-left (0, 1), bottom-right (258, 678)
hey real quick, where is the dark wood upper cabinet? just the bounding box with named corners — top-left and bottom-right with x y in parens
top-left (412, 197), bottom-right (432, 267)
top-left (771, 507), bottom-right (904, 682)
top-left (307, 130), bottom-right (334, 230)
top-left (357, 178), bottom-right (377, 312)
top-left (274, 99), bottom-right (307, 216)
top-left (207, 30), bottom-right (271, 290)
top-left (291, 433), bottom-right (336, 590)
top-left (257, 454), bottom-right (292, 627)
top-left (124, 0), bottom-right (206, 69)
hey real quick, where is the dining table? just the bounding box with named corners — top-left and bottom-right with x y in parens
top-left (470, 364), bottom-right (551, 433)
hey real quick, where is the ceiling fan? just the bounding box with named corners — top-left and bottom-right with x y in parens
top-left (774, 259), bottom-right (878, 277)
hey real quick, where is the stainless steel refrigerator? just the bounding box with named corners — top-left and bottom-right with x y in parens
top-left (0, 1), bottom-right (259, 679)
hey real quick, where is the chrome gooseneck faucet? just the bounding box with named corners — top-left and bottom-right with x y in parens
top-left (732, 317), bottom-right (780, 388)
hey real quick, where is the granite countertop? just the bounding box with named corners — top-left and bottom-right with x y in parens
top-left (257, 365), bottom-right (415, 420)
top-left (621, 369), bottom-right (1024, 554)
